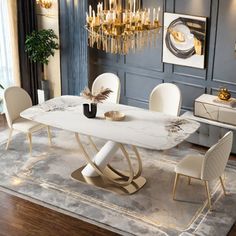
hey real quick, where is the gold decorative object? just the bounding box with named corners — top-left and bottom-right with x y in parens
top-left (218, 88), bottom-right (231, 101)
top-left (213, 98), bottom-right (236, 107)
top-left (85, 0), bottom-right (161, 54)
top-left (194, 38), bottom-right (202, 55)
top-left (104, 111), bottom-right (125, 121)
top-left (36, 0), bottom-right (52, 9)
top-left (81, 87), bottom-right (113, 103)
top-left (168, 28), bottom-right (185, 43)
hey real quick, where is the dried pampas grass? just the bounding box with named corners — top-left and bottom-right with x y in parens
top-left (81, 87), bottom-right (113, 103)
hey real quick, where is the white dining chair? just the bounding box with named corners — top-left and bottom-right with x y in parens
top-left (92, 73), bottom-right (121, 104)
top-left (149, 83), bottom-right (182, 116)
top-left (172, 131), bottom-right (233, 209)
top-left (3, 86), bottom-right (52, 155)
top-left (83, 73), bottom-right (121, 151)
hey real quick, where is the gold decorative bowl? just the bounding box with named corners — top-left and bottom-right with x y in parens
top-left (104, 111), bottom-right (125, 121)
top-left (218, 88), bottom-right (231, 101)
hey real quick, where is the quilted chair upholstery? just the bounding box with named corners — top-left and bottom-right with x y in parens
top-left (173, 131), bottom-right (233, 209)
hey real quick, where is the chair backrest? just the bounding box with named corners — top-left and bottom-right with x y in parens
top-left (3, 86), bottom-right (32, 127)
top-left (201, 131), bottom-right (233, 181)
top-left (149, 83), bottom-right (182, 116)
top-left (92, 73), bottom-right (121, 104)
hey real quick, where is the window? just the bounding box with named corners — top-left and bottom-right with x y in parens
top-left (0, 0), bottom-right (14, 111)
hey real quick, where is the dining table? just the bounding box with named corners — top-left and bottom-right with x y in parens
top-left (21, 96), bottom-right (200, 194)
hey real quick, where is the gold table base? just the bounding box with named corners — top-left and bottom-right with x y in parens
top-left (71, 166), bottom-right (146, 195)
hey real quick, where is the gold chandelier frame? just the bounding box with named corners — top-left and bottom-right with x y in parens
top-left (85, 0), bottom-right (162, 54)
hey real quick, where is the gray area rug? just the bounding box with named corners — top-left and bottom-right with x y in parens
top-left (0, 128), bottom-right (236, 236)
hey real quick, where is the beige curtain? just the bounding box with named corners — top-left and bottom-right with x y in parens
top-left (7, 0), bottom-right (21, 87)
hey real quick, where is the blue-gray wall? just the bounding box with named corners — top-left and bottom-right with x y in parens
top-left (59, 0), bottom-right (236, 112)
top-left (59, 0), bottom-right (88, 95)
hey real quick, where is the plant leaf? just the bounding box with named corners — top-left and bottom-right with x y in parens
top-left (25, 29), bottom-right (59, 65)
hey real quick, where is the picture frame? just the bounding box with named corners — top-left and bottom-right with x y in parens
top-left (162, 12), bottom-right (207, 69)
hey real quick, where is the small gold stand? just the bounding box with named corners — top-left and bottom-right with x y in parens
top-left (73, 133), bottom-right (146, 194)
top-left (71, 166), bottom-right (146, 195)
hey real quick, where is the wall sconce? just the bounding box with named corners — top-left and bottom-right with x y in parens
top-left (36, 0), bottom-right (52, 9)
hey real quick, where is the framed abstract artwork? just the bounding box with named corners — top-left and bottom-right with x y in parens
top-left (162, 12), bottom-right (207, 69)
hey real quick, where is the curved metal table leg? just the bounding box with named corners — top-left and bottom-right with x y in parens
top-left (86, 135), bottom-right (143, 180)
top-left (107, 144), bottom-right (142, 180)
top-left (71, 133), bottom-right (146, 194)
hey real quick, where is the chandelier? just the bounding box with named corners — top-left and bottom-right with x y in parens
top-left (86, 0), bottom-right (161, 55)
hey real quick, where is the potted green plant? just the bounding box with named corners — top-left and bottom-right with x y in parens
top-left (25, 29), bottom-right (59, 100)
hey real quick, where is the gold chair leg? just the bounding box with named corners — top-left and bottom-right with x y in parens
top-left (173, 173), bottom-right (179, 200)
top-left (27, 133), bottom-right (32, 156)
top-left (219, 176), bottom-right (227, 195)
top-left (88, 135), bottom-right (99, 152)
top-left (47, 126), bottom-right (52, 146)
top-left (204, 180), bottom-right (212, 209)
top-left (188, 177), bottom-right (191, 185)
top-left (5, 128), bottom-right (13, 150)
top-left (75, 133), bottom-right (135, 187)
top-left (223, 172), bottom-right (226, 181)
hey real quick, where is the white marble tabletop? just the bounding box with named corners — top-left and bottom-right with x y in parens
top-left (21, 96), bottom-right (200, 150)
